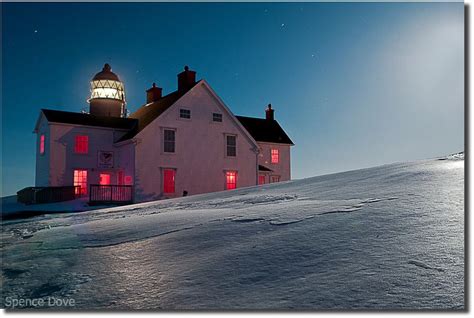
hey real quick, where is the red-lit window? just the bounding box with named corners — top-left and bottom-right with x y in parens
top-left (74, 169), bottom-right (88, 195)
top-left (258, 175), bottom-right (266, 185)
top-left (270, 175), bottom-right (280, 183)
top-left (75, 135), bottom-right (89, 154)
top-left (163, 169), bottom-right (175, 193)
top-left (226, 171), bottom-right (237, 190)
top-left (39, 134), bottom-right (45, 154)
top-left (99, 173), bottom-right (111, 185)
top-left (271, 149), bottom-right (279, 163)
top-left (124, 176), bottom-right (133, 185)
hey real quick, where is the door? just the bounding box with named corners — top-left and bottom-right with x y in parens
top-left (117, 171), bottom-right (124, 185)
top-left (163, 169), bottom-right (176, 194)
top-left (226, 171), bottom-right (237, 190)
top-left (99, 173), bottom-right (112, 200)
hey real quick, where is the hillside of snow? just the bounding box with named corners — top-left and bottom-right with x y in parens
top-left (1, 158), bottom-right (464, 310)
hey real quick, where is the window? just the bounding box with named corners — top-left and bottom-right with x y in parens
top-left (124, 176), bottom-right (133, 185)
top-left (75, 135), bottom-right (89, 154)
top-left (99, 173), bottom-right (111, 185)
top-left (258, 175), bottom-right (266, 185)
top-left (213, 113), bottom-right (222, 122)
top-left (164, 129), bottom-right (175, 153)
top-left (74, 169), bottom-right (88, 195)
top-left (39, 134), bottom-right (45, 154)
top-left (226, 135), bottom-right (236, 157)
top-left (270, 176), bottom-right (280, 183)
top-left (226, 171), bottom-right (237, 190)
top-left (163, 169), bottom-right (175, 193)
top-left (180, 109), bottom-right (191, 119)
top-left (271, 149), bottom-right (279, 163)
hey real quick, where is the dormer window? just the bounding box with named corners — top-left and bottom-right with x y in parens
top-left (75, 135), bottom-right (89, 154)
top-left (180, 109), bottom-right (191, 119)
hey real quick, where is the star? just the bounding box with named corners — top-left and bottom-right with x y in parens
top-left (34, 30), bottom-right (38, 33)
top-left (281, 23), bottom-right (285, 27)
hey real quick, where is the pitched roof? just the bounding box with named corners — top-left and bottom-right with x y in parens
top-left (40, 109), bottom-right (138, 130)
top-left (117, 82), bottom-right (199, 142)
top-left (235, 116), bottom-right (294, 145)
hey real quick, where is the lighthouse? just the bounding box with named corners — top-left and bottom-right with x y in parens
top-left (88, 63), bottom-right (126, 117)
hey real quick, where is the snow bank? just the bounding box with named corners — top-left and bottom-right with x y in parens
top-left (1, 158), bottom-right (464, 310)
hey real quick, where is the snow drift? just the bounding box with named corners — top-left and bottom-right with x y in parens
top-left (1, 158), bottom-right (464, 310)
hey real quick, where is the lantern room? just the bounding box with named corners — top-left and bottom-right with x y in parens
top-left (88, 63), bottom-right (126, 118)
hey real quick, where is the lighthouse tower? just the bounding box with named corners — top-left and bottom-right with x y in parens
top-left (88, 63), bottom-right (126, 117)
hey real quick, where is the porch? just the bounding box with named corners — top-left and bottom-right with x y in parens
top-left (16, 185), bottom-right (134, 206)
top-left (89, 184), bottom-right (134, 205)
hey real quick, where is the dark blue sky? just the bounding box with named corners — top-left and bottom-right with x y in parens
top-left (2, 2), bottom-right (464, 196)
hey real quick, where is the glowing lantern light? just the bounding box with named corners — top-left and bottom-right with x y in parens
top-left (88, 64), bottom-right (126, 118)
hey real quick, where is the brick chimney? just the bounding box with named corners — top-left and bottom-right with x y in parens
top-left (265, 104), bottom-right (274, 121)
top-left (146, 83), bottom-right (162, 103)
top-left (177, 66), bottom-right (196, 91)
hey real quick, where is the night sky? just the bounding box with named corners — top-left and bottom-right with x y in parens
top-left (2, 2), bottom-right (464, 196)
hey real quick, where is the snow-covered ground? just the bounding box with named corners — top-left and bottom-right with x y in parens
top-left (1, 158), bottom-right (464, 310)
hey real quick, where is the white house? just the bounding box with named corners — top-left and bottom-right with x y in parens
top-left (33, 64), bottom-right (294, 204)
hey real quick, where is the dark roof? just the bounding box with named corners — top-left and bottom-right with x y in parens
top-left (258, 165), bottom-right (273, 172)
top-left (117, 81), bottom-right (199, 142)
top-left (41, 109), bottom-right (138, 130)
top-left (236, 116), bottom-right (294, 145)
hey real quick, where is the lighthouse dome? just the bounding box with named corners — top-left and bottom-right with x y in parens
top-left (89, 63), bottom-right (125, 102)
top-left (88, 63), bottom-right (126, 117)
top-left (92, 63), bottom-right (121, 82)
